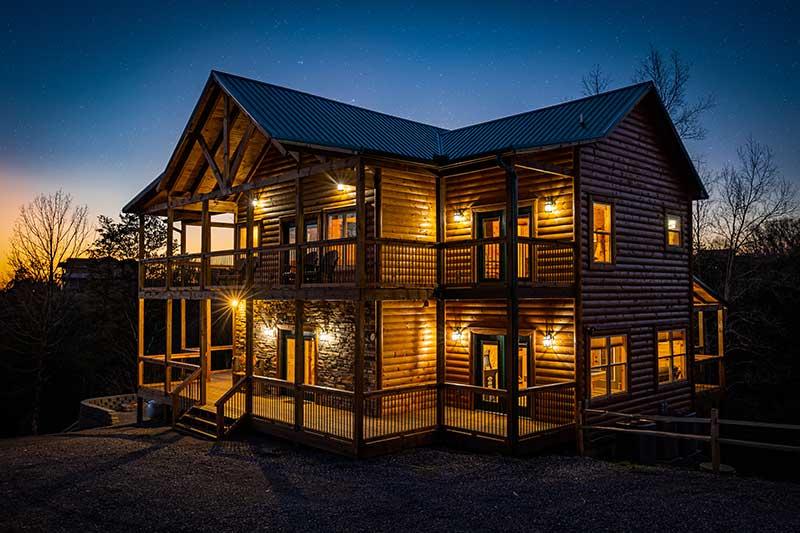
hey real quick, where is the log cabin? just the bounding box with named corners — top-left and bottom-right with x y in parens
top-left (125, 70), bottom-right (722, 456)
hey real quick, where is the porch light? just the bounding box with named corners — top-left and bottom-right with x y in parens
top-left (337, 182), bottom-right (345, 191)
top-left (319, 329), bottom-right (334, 343)
top-left (454, 209), bottom-right (466, 223)
top-left (543, 197), bottom-right (556, 214)
top-left (251, 197), bottom-right (260, 208)
top-left (230, 298), bottom-right (240, 309)
top-left (451, 327), bottom-right (464, 342)
top-left (542, 331), bottom-right (555, 348)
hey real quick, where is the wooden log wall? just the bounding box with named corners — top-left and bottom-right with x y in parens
top-left (444, 299), bottom-right (575, 385)
top-left (444, 148), bottom-right (574, 241)
top-left (579, 96), bottom-right (693, 413)
top-left (379, 300), bottom-right (437, 388)
top-left (379, 167), bottom-right (437, 242)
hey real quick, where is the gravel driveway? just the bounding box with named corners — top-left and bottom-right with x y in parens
top-left (1, 425), bottom-right (798, 532)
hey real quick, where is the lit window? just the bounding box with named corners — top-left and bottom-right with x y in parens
top-left (326, 210), bottom-right (357, 240)
top-left (592, 202), bottom-right (613, 264)
top-left (657, 329), bottom-right (687, 384)
top-left (590, 335), bottom-right (627, 399)
top-left (666, 214), bottom-right (682, 247)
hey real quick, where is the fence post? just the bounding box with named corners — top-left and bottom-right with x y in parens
top-left (576, 399), bottom-right (586, 456)
top-left (710, 408), bottom-right (720, 473)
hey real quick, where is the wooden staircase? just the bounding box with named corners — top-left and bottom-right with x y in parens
top-left (174, 407), bottom-right (223, 440)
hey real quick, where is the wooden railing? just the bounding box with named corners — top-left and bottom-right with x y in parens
top-left (363, 384), bottom-right (437, 441)
top-left (300, 384), bottom-right (354, 442)
top-left (442, 237), bottom-right (574, 288)
top-left (251, 375), bottom-right (295, 426)
top-left (139, 358), bottom-right (167, 393)
top-left (215, 375), bottom-right (248, 438)
top-left (207, 251), bottom-right (247, 288)
top-left (443, 382), bottom-right (509, 439)
top-left (300, 238), bottom-right (357, 285)
top-left (518, 381), bottom-right (576, 438)
top-left (170, 364), bottom-right (202, 425)
top-left (693, 354), bottom-right (723, 393)
top-left (370, 239), bottom-right (437, 288)
top-left (171, 254), bottom-right (203, 289)
top-left (141, 259), bottom-right (167, 289)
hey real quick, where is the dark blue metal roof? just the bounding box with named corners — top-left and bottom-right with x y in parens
top-left (213, 71), bottom-right (446, 160)
top-left (213, 70), bottom-right (653, 162)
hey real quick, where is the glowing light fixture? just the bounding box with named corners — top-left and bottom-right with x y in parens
top-left (543, 197), bottom-right (556, 214)
top-left (542, 331), bottom-right (555, 348)
top-left (230, 298), bottom-right (240, 309)
top-left (319, 329), bottom-right (334, 343)
top-left (251, 197), bottom-right (260, 207)
top-left (451, 327), bottom-right (464, 342)
top-left (337, 182), bottom-right (345, 191)
top-left (454, 209), bottom-right (466, 223)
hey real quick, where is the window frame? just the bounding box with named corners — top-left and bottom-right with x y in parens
top-left (589, 195), bottom-right (616, 269)
top-left (655, 327), bottom-right (689, 387)
top-left (664, 210), bottom-right (684, 250)
top-left (587, 332), bottom-right (629, 402)
top-left (323, 206), bottom-right (358, 241)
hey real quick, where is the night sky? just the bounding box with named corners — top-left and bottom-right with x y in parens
top-left (1, 1), bottom-right (798, 270)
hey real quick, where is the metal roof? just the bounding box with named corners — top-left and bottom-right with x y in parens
top-left (213, 71), bottom-right (654, 163)
top-left (214, 71), bottom-right (446, 161)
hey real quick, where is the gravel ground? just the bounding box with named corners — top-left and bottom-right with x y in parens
top-left (1, 424), bottom-right (799, 532)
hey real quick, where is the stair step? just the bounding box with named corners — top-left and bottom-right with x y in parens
top-left (181, 414), bottom-right (218, 432)
top-left (174, 422), bottom-right (217, 441)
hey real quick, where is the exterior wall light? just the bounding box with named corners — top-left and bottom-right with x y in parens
top-left (319, 330), bottom-right (334, 343)
top-left (542, 331), bottom-right (555, 348)
top-left (251, 197), bottom-right (260, 208)
top-left (543, 197), bottom-right (556, 214)
top-left (337, 182), bottom-right (345, 191)
top-left (454, 209), bottom-right (466, 223)
top-left (451, 327), bottom-right (464, 342)
top-left (230, 298), bottom-right (240, 309)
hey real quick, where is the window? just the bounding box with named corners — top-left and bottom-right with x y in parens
top-left (517, 207), bottom-right (532, 280)
top-left (666, 214), bottom-right (682, 247)
top-left (590, 335), bottom-right (627, 399)
top-left (475, 210), bottom-right (504, 281)
top-left (326, 210), bottom-right (356, 240)
top-left (657, 329), bottom-right (687, 384)
top-left (592, 201), bottom-right (613, 264)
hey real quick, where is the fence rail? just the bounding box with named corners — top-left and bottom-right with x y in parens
top-left (371, 240), bottom-right (437, 288)
top-left (300, 384), bottom-right (354, 442)
top-left (518, 381), bottom-right (576, 438)
top-left (215, 376), bottom-right (248, 437)
top-left (363, 384), bottom-right (437, 441)
top-left (443, 382), bottom-right (509, 438)
top-left (251, 376), bottom-right (295, 426)
top-left (170, 366), bottom-right (202, 425)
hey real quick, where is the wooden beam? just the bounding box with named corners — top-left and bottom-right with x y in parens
top-left (200, 299), bottom-right (212, 392)
top-left (229, 123), bottom-right (256, 185)
top-left (514, 159), bottom-right (573, 178)
top-left (223, 94), bottom-right (230, 184)
top-left (197, 133), bottom-right (228, 193)
top-left (294, 299), bottom-right (305, 430)
top-left (165, 299), bottom-right (173, 395)
top-left (189, 107), bottom-right (241, 196)
top-left (201, 199), bottom-right (210, 290)
top-left (241, 141), bottom-right (271, 185)
top-left (353, 299), bottom-right (365, 455)
top-left (356, 159), bottom-right (366, 288)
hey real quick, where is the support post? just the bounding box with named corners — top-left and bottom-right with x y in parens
top-left (435, 172), bottom-right (446, 430)
top-left (710, 408), bottom-right (720, 473)
top-left (500, 156), bottom-right (520, 451)
top-left (137, 214), bottom-right (145, 290)
top-left (165, 299), bottom-right (173, 395)
top-left (137, 298), bottom-right (144, 401)
top-left (200, 299), bottom-right (211, 399)
top-left (572, 146), bottom-right (585, 446)
top-left (354, 159), bottom-right (367, 455)
top-left (245, 194), bottom-right (255, 415)
top-left (166, 205), bottom-right (174, 289)
top-left (201, 199), bottom-right (210, 290)
top-left (294, 175), bottom-right (304, 289)
top-left (293, 299), bottom-right (305, 431)
top-left (180, 221), bottom-right (187, 350)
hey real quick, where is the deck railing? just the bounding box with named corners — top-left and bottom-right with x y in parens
top-left (518, 381), bottom-right (576, 438)
top-left (443, 382), bottom-right (509, 439)
top-left (251, 376), bottom-right (296, 426)
top-left (139, 357), bottom-right (167, 394)
top-left (370, 239), bottom-right (437, 288)
top-left (300, 238), bottom-right (357, 285)
top-left (215, 375), bottom-right (248, 437)
top-left (170, 364), bottom-right (202, 424)
top-left (693, 354), bottom-right (724, 393)
top-left (300, 384), bottom-right (354, 442)
top-left (362, 384), bottom-right (437, 441)
top-left (442, 237), bottom-right (574, 288)
top-left (172, 254), bottom-right (203, 289)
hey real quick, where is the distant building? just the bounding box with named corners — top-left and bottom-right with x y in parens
top-left (59, 257), bottom-right (137, 293)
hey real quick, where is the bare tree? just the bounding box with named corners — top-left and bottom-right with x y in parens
top-left (9, 190), bottom-right (91, 284)
top-left (581, 64), bottom-right (611, 96)
top-left (6, 190), bottom-right (90, 433)
top-left (692, 158), bottom-right (719, 253)
top-left (711, 137), bottom-right (797, 300)
top-left (633, 45), bottom-right (716, 140)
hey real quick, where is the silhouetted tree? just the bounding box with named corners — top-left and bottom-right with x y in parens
top-left (581, 64), bottom-right (611, 96)
top-left (91, 213), bottom-right (169, 259)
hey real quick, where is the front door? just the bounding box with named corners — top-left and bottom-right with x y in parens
top-left (474, 334), bottom-right (505, 410)
top-left (475, 210), bottom-right (505, 281)
top-left (280, 330), bottom-right (317, 384)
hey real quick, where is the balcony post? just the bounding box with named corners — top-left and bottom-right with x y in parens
top-left (180, 220), bottom-right (187, 350)
top-left (200, 298), bottom-right (211, 395)
top-left (435, 173), bottom-right (446, 430)
top-left (245, 194), bottom-right (255, 415)
top-left (500, 156), bottom-right (520, 451)
top-left (293, 299), bottom-right (305, 431)
top-left (294, 175), bottom-right (304, 290)
top-left (137, 214), bottom-right (145, 290)
top-left (201, 199), bottom-right (210, 290)
top-left (166, 204), bottom-right (174, 289)
top-left (353, 158), bottom-right (366, 455)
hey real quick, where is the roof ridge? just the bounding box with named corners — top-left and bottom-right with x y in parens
top-left (441, 81), bottom-right (654, 137)
top-left (211, 70), bottom-right (450, 133)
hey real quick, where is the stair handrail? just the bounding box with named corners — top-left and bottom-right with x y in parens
top-left (214, 375), bottom-right (250, 438)
top-left (170, 366), bottom-right (202, 425)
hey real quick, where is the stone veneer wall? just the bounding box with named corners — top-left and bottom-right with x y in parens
top-left (234, 300), bottom-right (377, 391)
